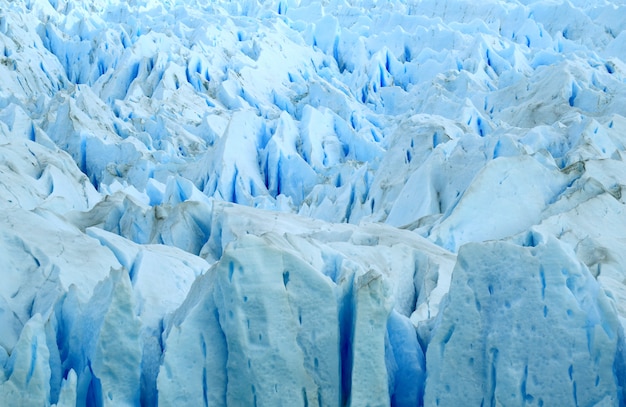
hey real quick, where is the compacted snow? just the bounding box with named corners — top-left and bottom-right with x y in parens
top-left (1, 0), bottom-right (626, 405)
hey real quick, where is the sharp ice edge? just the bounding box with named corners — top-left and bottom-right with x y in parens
top-left (1, 0), bottom-right (626, 405)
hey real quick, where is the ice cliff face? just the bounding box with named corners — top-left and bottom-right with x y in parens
top-left (1, 0), bottom-right (626, 405)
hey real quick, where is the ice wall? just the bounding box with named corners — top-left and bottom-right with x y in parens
top-left (425, 236), bottom-right (624, 406)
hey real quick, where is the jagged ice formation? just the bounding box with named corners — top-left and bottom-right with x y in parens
top-left (1, 0), bottom-right (626, 405)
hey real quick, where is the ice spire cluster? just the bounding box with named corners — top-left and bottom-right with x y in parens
top-left (1, 0), bottom-right (626, 405)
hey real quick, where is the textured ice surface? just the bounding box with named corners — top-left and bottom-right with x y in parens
top-left (424, 236), bottom-right (623, 406)
top-left (1, 0), bottom-right (626, 405)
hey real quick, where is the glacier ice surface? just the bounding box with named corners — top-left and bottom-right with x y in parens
top-left (1, 0), bottom-right (626, 405)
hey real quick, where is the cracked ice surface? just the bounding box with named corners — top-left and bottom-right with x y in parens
top-left (1, 0), bottom-right (626, 405)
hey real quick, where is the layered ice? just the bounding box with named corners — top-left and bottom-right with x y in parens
top-left (1, 0), bottom-right (626, 405)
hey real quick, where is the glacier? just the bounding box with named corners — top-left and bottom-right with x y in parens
top-left (1, 0), bottom-right (626, 405)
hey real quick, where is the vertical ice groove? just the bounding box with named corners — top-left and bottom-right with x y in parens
top-left (339, 272), bottom-right (355, 406)
top-left (539, 266), bottom-right (546, 300)
top-left (520, 364), bottom-right (529, 403)
top-left (26, 337), bottom-right (38, 385)
top-left (440, 325), bottom-right (455, 358)
top-left (201, 335), bottom-right (209, 407)
top-left (487, 347), bottom-right (498, 407)
top-left (569, 81), bottom-right (579, 107)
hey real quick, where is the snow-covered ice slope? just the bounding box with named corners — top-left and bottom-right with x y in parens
top-left (1, 0), bottom-right (626, 405)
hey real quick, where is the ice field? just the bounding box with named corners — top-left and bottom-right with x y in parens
top-left (1, 0), bottom-right (626, 405)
